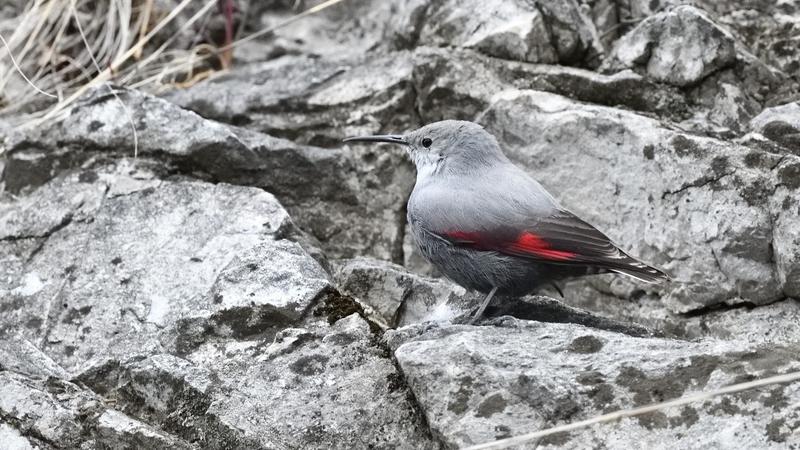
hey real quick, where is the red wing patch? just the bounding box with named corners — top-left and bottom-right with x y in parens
top-left (505, 232), bottom-right (576, 261)
top-left (443, 231), bottom-right (576, 261)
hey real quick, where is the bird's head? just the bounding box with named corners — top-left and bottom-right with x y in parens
top-left (344, 120), bottom-right (508, 180)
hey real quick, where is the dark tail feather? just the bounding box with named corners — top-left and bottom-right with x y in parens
top-left (606, 258), bottom-right (669, 283)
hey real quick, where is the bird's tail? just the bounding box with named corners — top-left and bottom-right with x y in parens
top-left (606, 257), bottom-right (669, 283)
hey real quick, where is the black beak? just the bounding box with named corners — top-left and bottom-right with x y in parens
top-left (343, 134), bottom-right (408, 145)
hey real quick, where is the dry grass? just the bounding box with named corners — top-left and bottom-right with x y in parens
top-left (0, 0), bottom-right (220, 121)
top-left (0, 0), bottom-right (347, 129)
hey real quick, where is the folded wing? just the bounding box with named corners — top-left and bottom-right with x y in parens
top-left (441, 210), bottom-right (667, 283)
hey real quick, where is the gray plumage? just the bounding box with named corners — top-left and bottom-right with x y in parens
top-left (345, 120), bottom-right (667, 321)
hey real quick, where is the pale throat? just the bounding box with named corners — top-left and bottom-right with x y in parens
top-left (410, 150), bottom-right (442, 184)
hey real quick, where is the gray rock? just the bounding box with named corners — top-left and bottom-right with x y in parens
top-left (678, 299), bottom-right (800, 343)
top-left (0, 369), bottom-right (194, 449)
top-left (249, 0), bottom-right (601, 67)
top-left (247, 0), bottom-right (427, 60)
top-left (558, 278), bottom-right (800, 342)
top-left (0, 371), bottom-right (102, 448)
top-left (166, 52), bottom-right (419, 147)
top-left (0, 164), bottom-right (331, 370)
top-left (419, 0), bottom-right (601, 66)
top-left (477, 89), bottom-right (800, 313)
top-left (2, 1), bottom-right (800, 447)
top-left (79, 314), bottom-right (436, 450)
top-left (772, 180), bottom-right (800, 299)
top-left (704, 0), bottom-right (800, 102)
top-left (334, 256), bottom-right (481, 328)
top-left (750, 102), bottom-right (800, 152)
top-left (484, 295), bottom-right (655, 337)
top-left (94, 409), bottom-right (195, 450)
top-left (387, 319), bottom-right (800, 449)
top-left (3, 85), bottom-right (414, 266)
top-left (681, 58), bottom-right (769, 133)
top-left (604, 6), bottom-right (736, 86)
top-left (412, 47), bottom-right (687, 122)
top-left (0, 335), bottom-right (68, 379)
top-left (0, 423), bottom-right (39, 450)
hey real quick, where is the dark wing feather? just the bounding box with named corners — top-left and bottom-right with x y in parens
top-left (442, 210), bottom-right (668, 283)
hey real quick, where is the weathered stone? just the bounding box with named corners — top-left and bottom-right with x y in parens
top-left (705, 0), bottom-right (800, 102)
top-left (419, 0), bottom-right (601, 66)
top-left (604, 6), bottom-right (736, 86)
top-left (79, 314), bottom-right (436, 449)
top-left (2, 1), bottom-right (800, 447)
top-left (0, 335), bottom-right (68, 379)
top-left (3, 86), bottom-right (413, 267)
top-left (0, 366), bottom-right (195, 449)
top-left (412, 47), bottom-right (688, 122)
top-left (0, 423), bottom-right (40, 450)
top-left (750, 101), bottom-right (800, 152)
top-left (485, 295), bottom-right (655, 337)
top-left (0, 372), bottom-right (102, 448)
top-left (387, 319), bottom-right (800, 449)
top-left (247, 0), bottom-right (427, 60)
top-left (166, 52), bottom-right (419, 147)
top-left (0, 164), bottom-right (331, 370)
top-left (94, 409), bottom-right (194, 450)
top-left (477, 89), bottom-right (800, 313)
top-left (681, 61), bottom-right (767, 134)
top-left (334, 256), bottom-right (481, 328)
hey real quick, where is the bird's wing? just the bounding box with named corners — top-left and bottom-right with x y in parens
top-left (409, 163), bottom-right (667, 283)
top-left (437, 209), bottom-right (667, 283)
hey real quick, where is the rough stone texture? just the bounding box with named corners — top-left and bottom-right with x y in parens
top-left (0, 164), bottom-right (329, 370)
top-left (79, 314), bottom-right (435, 450)
top-left (411, 47), bottom-right (688, 123)
top-left (0, 369), bottom-right (195, 449)
top-left (165, 51), bottom-right (420, 147)
top-left (3, 86), bottom-right (413, 265)
top-left (477, 89), bottom-right (800, 313)
top-left (701, 0), bottom-right (800, 104)
top-left (2, 0), bottom-right (800, 448)
top-left (0, 371), bottom-right (101, 448)
top-left (750, 101), bottom-right (800, 153)
top-left (387, 320), bottom-right (800, 449)
top-left (334, 257), bottom-right (480, 328)
top-left (0, 423), bottom-right (40, 450)
top-left (419, 0), bottom-right (602, 66)
top-left (0, 335), bottom-right (69, 379)
top-left (603, 6), bottom-right (736, 86)
top-left (94, 409), bottom-right (195, 450)
top-left (246, 0), bottom-right (428, 61)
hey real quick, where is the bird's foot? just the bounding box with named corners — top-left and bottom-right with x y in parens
top-left (484, 315), bottom-right (521, 328)
top-left (450, 308), bottom-right (481, 325)
top-left (467, 311), bottom-right (483, 325)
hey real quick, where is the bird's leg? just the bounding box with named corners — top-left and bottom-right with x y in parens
top-left (550, 282), bottom-right (564, 298)
top-left (468, 286), bottom-right (498, 325)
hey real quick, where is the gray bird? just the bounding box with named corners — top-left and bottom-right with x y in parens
top-left (344, 120), bottom-right (667, 323)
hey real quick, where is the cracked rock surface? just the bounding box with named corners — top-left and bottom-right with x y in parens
top-left (2, 1), bottom-right (800, 448)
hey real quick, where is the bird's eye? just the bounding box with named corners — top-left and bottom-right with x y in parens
top-left (422, 137), bottom-right (432, 148)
